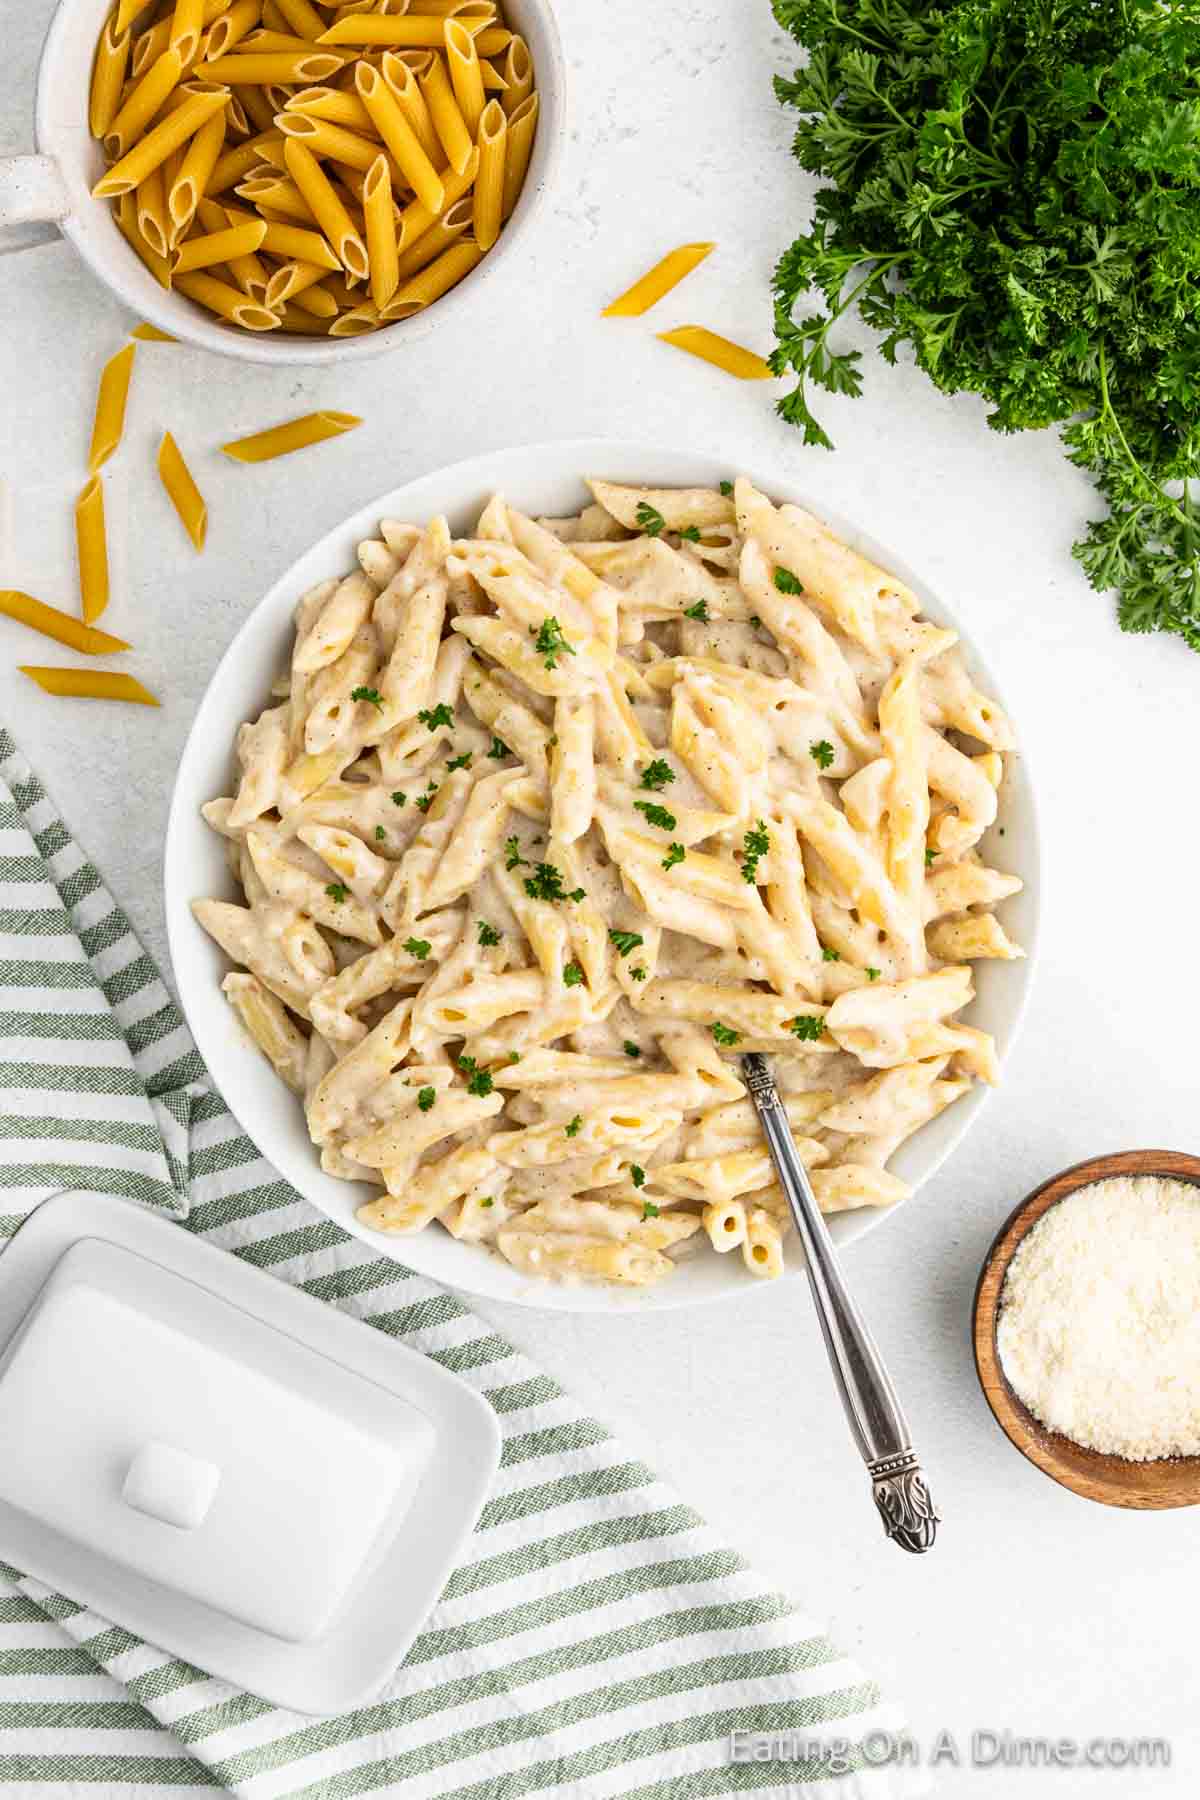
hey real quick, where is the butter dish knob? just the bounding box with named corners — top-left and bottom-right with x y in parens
top-left (122, 1441), bottom-right (221, 1531)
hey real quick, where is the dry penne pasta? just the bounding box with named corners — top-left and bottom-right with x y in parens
top-left (157, 430), bottom-right (208, 549)
top-left (131, 321), bottom-right (177, 340)
top-left (657, 325), bottom-right (775, 381)
top-left (96, 83), bottom-right (230, 197)
top-left (90, 13), bottom-right (132, 140)
top-left (500, 89), bottom-right (535, 221)
top-left (87, 342), bottom-right (137, 473)
top-left (221, 410), bottom-right (362, 461)
top-left (197, 475), bottom-right (1023, 1289)
top-left (174, 267), bottom-right (280, 327)
top-left (173, 217), bottom-right (267, 271)
top-left (20, 668), bottom-right (159, 706)
top-left (0, 591), bottom-right (130, 656)
top-left (603, 243), bottom-right (716, 318)
top-left (74, 476), bottom-right (110, 624)
top-left (472, 97), bottom-right (505, 251)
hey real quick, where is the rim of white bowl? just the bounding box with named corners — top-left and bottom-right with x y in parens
top-left (165, 436), bottom-right (1041, 1312)
top-left (36, 0), bottom-right (567, 366)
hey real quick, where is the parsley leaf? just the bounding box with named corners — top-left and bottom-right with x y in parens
top-left (530, 616), bottom-right (575, 670)
top-left (505, 836), bottom-right (527, 870)
top-left (466, 1068), bottom-right (493, 1098)
top-left (623, 1040), bottom-right (641, 1058)
top-left (609, 928), bottom-right (644, 957)
top-left (631, 1164), bottom-right (646, 1188)
top-left (562, 960), bottom-right (585, 987)
top-left (640, 759), bottom-right (675, 791)
top-left (403, 937), bottom-right (431, 960)
top-left (683, 599), bottom-right (709, 621)
top-left (641, 1200), bottom-right (661, 1220)
top-left (417, 1086), bottom-right (436, 1112)
top-left (634, 799), bottom-right (677, 831)
top-left (477, 920), bottom-right (501, 947)
top-left (822, 946), bottom-right (841, 962)
top-left (636, 501), bottom-right (667, 537)
top-left (788, 1013), bottom-right (825, 1042)
top-left (662, 843), bottom-right (686, 870)
top-left (524, 862), bottom-right (584, 903)
top-left (630, 964), bottom-right (647, 981)
top-left (773, 567), bottom-right (803, 595)
top-left (487, 736), bottom-right (510, 759)
top-left (391, 790), bottom-right (406, 807)
top-left (740, 818), bottom-right (770, 884)
top-left (565, 1114), bottom-right (582, 1138)
top-left (866, 966), bottom-right (881, 981)
top-left (375, 825), bottom-right (385, 840)
top-left (809, 739), bottom-right (835, 770)
top-left (749, 614), bottom-right (762, 628)
top-left (324, 882), bottom-right (349, 903)
top-left (480, 1197), bottom-right (494, 1208)
top-left (711, 1021), bottom-right (741, 1046)
top-left (418, 703), bottom-right (454, 730)
top-left (446, 751), bottom-right (473, 771)
top-left (719, 480), bottom-right (734, 496)
top-left (352, 685), bottom-right (384, 711)
top-left (415, 785), bottom-right (438, 812)
top-left (678, 525), bottom-right (702, 543)
top-left (925, 847), bottom-right (936, 867)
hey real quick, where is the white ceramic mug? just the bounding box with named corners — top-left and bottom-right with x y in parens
top-left (0, 0), bottom-right (565, 364)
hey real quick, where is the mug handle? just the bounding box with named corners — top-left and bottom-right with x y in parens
top-left (0, 155), bottom-right (71, 251)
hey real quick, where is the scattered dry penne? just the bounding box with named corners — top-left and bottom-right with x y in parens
top-left (87, 342), bottom-right (137, 473)
top-left (19, 668), bottom-right (160, 706)
top-left (0, 591), bottom-right (130, 657)
top-left (74, 477), bottom-right (110, 623)
top-left (220, 410), bottom-right (362, 462)
top-left (86, 0), bottom-right (538, 338)
top-left (602, 243), bottom-right (716, 319)
top-left (657, 325), bottom-right (776, 382)
top-left (157, 430), bottom-right (208, 549)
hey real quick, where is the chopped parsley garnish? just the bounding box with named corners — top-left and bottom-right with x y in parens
top-left (415, 784), bottom-right (438, 812)
top-left (634, 799), bottom-right (677, 831)
top-left (403, 937), bottom-right (431, 960)
top-left (640, 759), bottom-right (675, 791)
top-left (630, 964), bottom-right (647, 981)
top-left (391, 790), bottom-right (406, 806)
top-left (809, 739), bottom-right (835, 770)
top-left (641, 1200), bottom-right (661, 1220)
top-left (418, 702), bottom-right (454, 731)
top-left (374, 825), bottom-right (385, 840)
top-left (662, 843), bottom-right (686, 871)
top-left (774, 567), bottom-right (803, 595)
top-left (925, 847), bottom-right (936, 866)
top-left (446, 751), bottom-right (473, 771)
top-left (822, 946), bottom-right (841, 962)
top-left (866, 967), bottom-right (881, 982)
top-left (719, 480), bottom-right (734, 497)
top-left (524, 862), bottom-right (585, 903)
top-left (351, 685), bottom-right (383, 711)
top-left (711, 1021), bottom-right (741, 1046)
top-left (788, 1014), bottom-right (825, 1042)
top-left (417, 1087), bottom-right (436, 1112)
top-left (565, 1114), bottom-right (582, 1138)
top-left (608, 928), bottom-right (644, 958)
top-left (477, 920), bottom-right (501, 947)
top-left (678, 525), bottom-right (702, 543)
top-left (562, 960), bottom-right (585, 988)
top-left (530, 616), bottom-right (575, 670)
top-left (508, 1051), bottom-right (521, 1063)
top-left (547, 733), bottom-right (558, 748)
top-left (683, 599), bottom-right (709, 621)
top-left (487, 736), bottom-right (510, 759)
top-left (324, 882), bottom-right (349, 903)
top-left (505, 836), bottom-right (527, 870)
top-left (740, 819), bottom-right (770, 884)
top-left (631, 1164), bottom-right (646, 1188)
top-left (466, 1068), bottom-right (493, 1098)
top-left (623, 1040), bottom-right (641, 1058)
top-left (636, 501), bottom-right (667, 537)
top-left (749, 614), bottom-right (762, 629)
top-left (480, 1197), bottom-right (494, 1208)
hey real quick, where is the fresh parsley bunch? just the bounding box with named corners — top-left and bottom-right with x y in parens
top-left (770, 0), bottom-right (1200, 650)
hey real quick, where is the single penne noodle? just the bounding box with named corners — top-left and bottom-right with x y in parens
top-left (272, 0), bottom-right (326, 38)
top-left (407, 1), bottom-right (495, 16)
top-left (175, 266), bottom-right (280, 327)
top-left (380, 52), bottom-right (441, 163)
top-left (362, 154), bottom-right (400, 308)
top-left (88, 342), bottom-right (137, 474)
top-left (173, 217), bottom-right (267, 271)
top-left (418, 51), bottom-right (473, 175)
top-left (444, 19), bottom-right (485, 137)
top-left (0, 590), bottom-right (129, 656)
top-left (95, 85), bottom-right (229, 197)
top-left (355, 61), bottom-right (445, 212)
top-left (500, 32), bottom-right (531, 114)
top-left (115, 196), bottom-right (174, 286)
top-left (116, 0), bottom-right (158, 36)
top-left (131, 18), bottom-right (173, 78)
top-left (393, 192), bottom-right (470, 279)
top-left (275, 110), bottom-right (385, 173)
top-left (204, 0), bottom-right (261, 59)
top-left (327, 300), bottom-right (381, 335)
top-left (473, 27), bottom-right (511, 56)
top-left (284, 84), bottom-right (374, 129)
top-left (500, 89), bottom-right (536, 220)
top-left (169, 0), bottom-right (207, 65)
top-left (472, 97), bottom-right (505, 251)
top-left (257, 219), bottom-right (340, 265)
top-left (480, 59), bottom-right (507, 91)
top-left (19, 668), bottom-right (159, 707)
top-left (221, 411), bottom-right (362, 461)
top-left (657, 325), bottom-right (775, 381)
top-left (74, 477), bottom-right (110, 624)
top-left (381, 235), bottom-right (480, 318)
top-left (157, 430), bottom-right (208, 549)
top-left (283, 136), bottom-right (369, 277)
top-left (263, 257), bottom-right (328, 305)
top-left (289, 279), bottom-right (340, 318)
top-left (89, 14), bottom-right (132, 140)
top-left (136, 163), bottom-right (170, 258)
top-left (319, 16), bottom-right (476, 46)
top-left (168, 107), bottom-right (228, 229)
top-left (393, 146), bottom-right (477, 251)
top-left (102, 46), bottom-right (185, 160)
top-left (603, 242), bottom-right (716, 319)
top-left (224, 91), bottom-right (252, 135)
top-left (202, 50), bottom-right (343, 81)
top-left (234, 174), bottom-right (315, 220)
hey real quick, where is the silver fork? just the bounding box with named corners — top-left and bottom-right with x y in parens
top-left (741, 1053), bottom-right (939, 1553)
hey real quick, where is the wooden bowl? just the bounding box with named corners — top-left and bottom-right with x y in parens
top-left (973, 1149), bottom-right (1200, 1510)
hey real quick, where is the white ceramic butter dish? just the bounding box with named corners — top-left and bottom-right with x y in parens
top-left (0, 1191), bottom-right (501, 1714)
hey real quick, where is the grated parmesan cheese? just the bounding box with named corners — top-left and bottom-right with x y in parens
top-left (996, 1176), bottom-right (1200, 1462)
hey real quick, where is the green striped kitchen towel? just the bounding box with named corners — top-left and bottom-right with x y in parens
top-left (0, 730), bottom-right (925, 1800)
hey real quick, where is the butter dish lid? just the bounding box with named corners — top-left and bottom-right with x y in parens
top-left (0, 1192), bottom-right (501, 1714)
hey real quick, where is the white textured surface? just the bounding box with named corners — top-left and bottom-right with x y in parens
top-left (2, 1), bottom-right (1199, 1791)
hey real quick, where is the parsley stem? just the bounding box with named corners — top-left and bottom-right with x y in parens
top-left (1096, 344), bottom-right (1189, 533)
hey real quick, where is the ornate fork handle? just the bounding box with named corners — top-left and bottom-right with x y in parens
top-left (741, 1054), bottom-right (939, 1554)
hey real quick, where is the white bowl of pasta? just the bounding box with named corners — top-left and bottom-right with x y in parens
top-left (0, 0), bottom-right (563, 361)
top-left (165, 440), bottom-right (1039, 1312)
